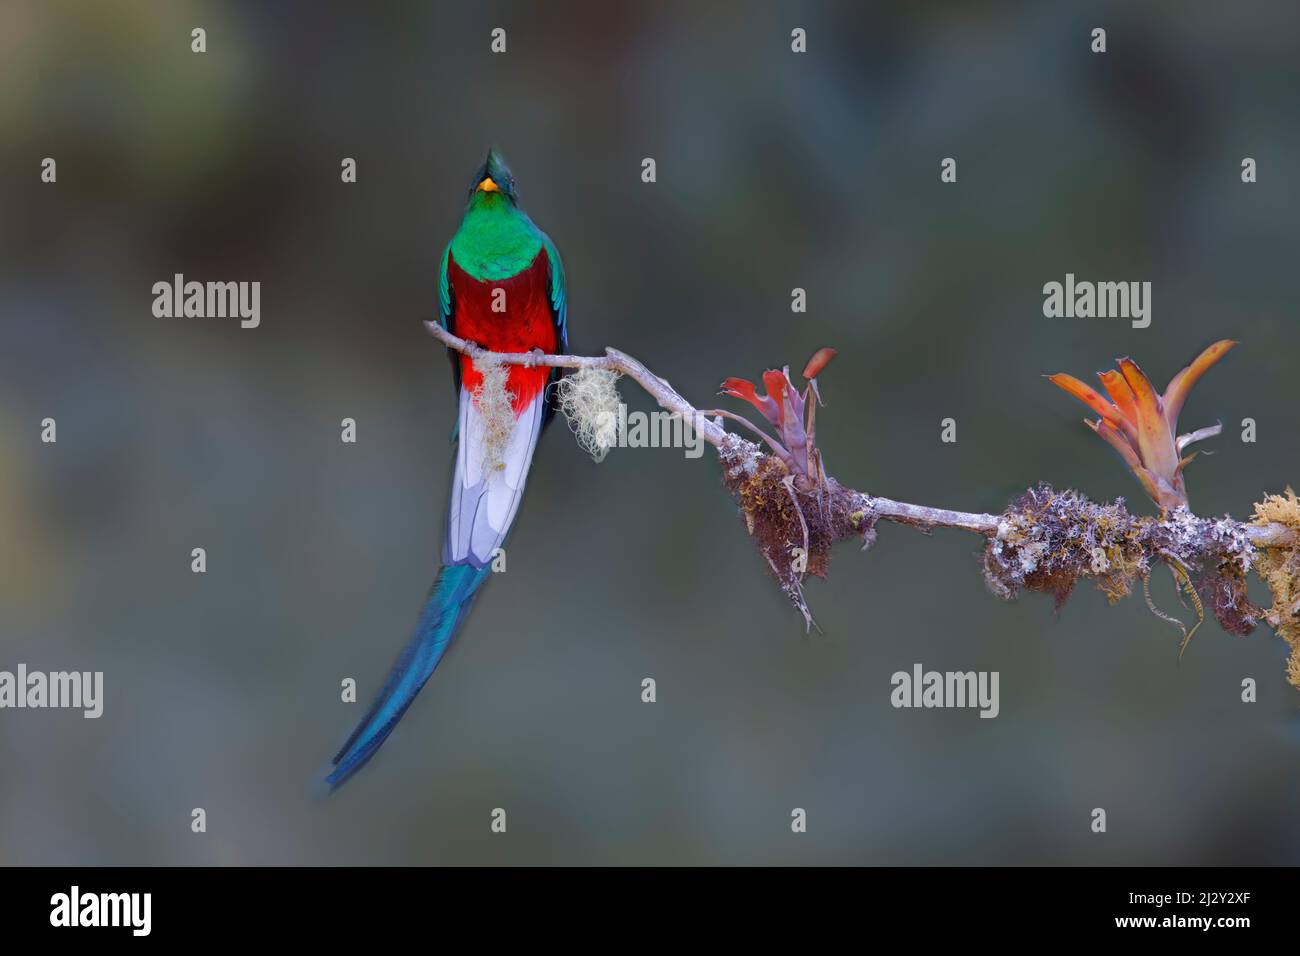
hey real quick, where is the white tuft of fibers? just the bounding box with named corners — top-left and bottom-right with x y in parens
top-left (555, 367), bottom-right (622, 462)
top-left (471, 358), bottom-right (518, 472)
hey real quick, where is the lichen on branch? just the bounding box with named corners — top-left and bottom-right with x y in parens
top-left (982, 483), bottom-right (1259, 649)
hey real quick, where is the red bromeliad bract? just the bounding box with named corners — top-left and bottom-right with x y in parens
top-left (719, 348), bottom-right (837, 482)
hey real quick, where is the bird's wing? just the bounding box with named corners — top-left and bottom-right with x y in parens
top-left (540, 233), bottom-right (568, 423)
top-left (541, 232), bottom-right (568, 353)
top-left (438, 242), bottom-right (461, 397)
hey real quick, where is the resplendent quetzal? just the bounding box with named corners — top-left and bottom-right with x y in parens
top-left (327, 150), bottom-right (567, 789)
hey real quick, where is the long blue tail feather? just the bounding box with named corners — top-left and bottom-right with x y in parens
top-left (326, 563), bottom-right (491, 791)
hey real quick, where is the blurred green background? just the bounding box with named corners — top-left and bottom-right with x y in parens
top-left (1, 0), bottom-right (1298, 864)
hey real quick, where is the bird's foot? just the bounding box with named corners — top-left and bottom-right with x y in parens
top-left (522, 347), bottom-right (547, 368)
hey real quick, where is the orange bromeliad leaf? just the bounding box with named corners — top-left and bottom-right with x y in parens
top-left (1117, 357), bottom-right (1179, 487)
top-left (1045, 373), bottom-right (1128, 431)
top-left (1096, 370), bottom-right (1139, 440)
top-left (1163, 339), bottom-right (1236, 428)
top-left (1048, 340), bottom-right (1236, 512)
top-left (1086, 418), bottom-right (1142, 472)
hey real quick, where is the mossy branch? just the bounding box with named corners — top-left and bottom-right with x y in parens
top-left (424, 320), bottom-right (1300, 684)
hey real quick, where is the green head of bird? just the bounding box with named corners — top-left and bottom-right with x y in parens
top-left (468, 148), bottom-right (518, 206)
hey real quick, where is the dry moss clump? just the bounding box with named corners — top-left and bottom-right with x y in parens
top-left (985, 483), bottom-right (1267, 659)
top-left (983, 484), bottom-right (1149, 607)
top-left (1195, 553), bottom-right (1257, 637)
top-left (721, 441), bottom-right (836, 629)
top-left (1145, 508), bottom-right (1260, 639)
top-left (1251, 489), bottom-right (1300, 689)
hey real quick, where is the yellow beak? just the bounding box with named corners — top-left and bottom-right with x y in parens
top-left (477, 176), bottom-right (499, 193)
